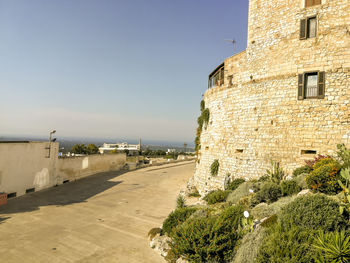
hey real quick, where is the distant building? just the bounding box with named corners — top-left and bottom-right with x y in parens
top-left (166, 149), bottom-right (176, 154)
top-left (99, 139), bottom-right (141, 155)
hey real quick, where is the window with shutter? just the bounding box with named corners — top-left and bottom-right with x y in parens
top-left (298, 74), bottom-right (304, 100)
top-left (318, 71), bottom-right (325, 98)
top-left (298, 71), bottom-right (326, 100)
top-left (300, 17), bottom-right (317, 40)
top-left (300, 19), bottom-right (307, 39)
top-left (305, 0), bottom-right (321, 7)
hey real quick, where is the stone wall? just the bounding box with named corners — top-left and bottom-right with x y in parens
top-left (193, 0), bottom-right (350, 194)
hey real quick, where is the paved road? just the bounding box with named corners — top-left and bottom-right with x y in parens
top-left (0, 161), bottom-right (195, 263)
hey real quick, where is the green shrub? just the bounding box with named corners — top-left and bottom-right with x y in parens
top-left (313, 230), bottom-right (350, 263)
top-left (337, 144), bottom-right (350, 169)
top-left (200, 100), bottom-right (205, 112)
top-left (280, 194), bottom-right (348, 231)
top-left (258, 175), bottom-right (270, 182)
top-left (226, 178), bottom-right (246, 191)
top-left (170, 205), bottom-right (244, 263)
top-left (294, 173), bottom-right (308, 189)
top-left (162, 207), bottom-right (197, 236)
top-left (266, 160), bottom-right (285, 184)
top-left (256, 224), bottom-right (318, 263)
top-left (210, 159), bottom-right (219, 176)
top-left (202, 108), bottom-right (210, 126)
top-left (293, 165), bottom-right (311, 177)
top-left (226, 182), bottom-right (256, 204)
top-left (148, 227), bottom-right (162, 240)
top-left (260, 214), bottom-right (278, 228)
top-left (176, 195), bottom-right (186, 208)
top-left (280, 179), bottom-right (301, 196)
top-left (306, 158), bottom-right (342, 194)
top-left (204, 189), bottom-right (230, 205)
top-left (188, 187), bottom-right (201, 197)
top-left (251, 182), bottom-right (282, 206)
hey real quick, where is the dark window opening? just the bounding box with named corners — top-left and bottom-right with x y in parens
top-left (26, 188), bottom-right (35, 194)
top-left (236, 149), bottom-right (244, 153)
top-left (7, 192), bottom-right (16, 198)
top-left (300, 17), bottom-right (317, 39)
top-left (208, 64), bottom-right (225, 89)
top-left (298, 71), bottom-right (325, 100)
top-left (301, 150), bottom-right (317, 155)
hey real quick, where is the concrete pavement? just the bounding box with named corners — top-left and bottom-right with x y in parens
top-left (0, 161), bottom-right (195, 263)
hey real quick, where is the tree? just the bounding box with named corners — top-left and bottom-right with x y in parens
top-left (86, 144), bottom-right (99, 154)
top-left (71, 144), bottom-right (87, 154)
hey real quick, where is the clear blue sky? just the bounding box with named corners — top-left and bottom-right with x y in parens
top-left (0, 0), bottom-right (248, 144)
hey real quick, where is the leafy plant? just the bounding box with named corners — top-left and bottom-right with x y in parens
top-left (251, 182), bottom-right (282, 205)
top-left (338, 168), bottom-right (350, 217)
top-left (256, 224), bottom-right (318, 263)
top-left (162, 207), bottom-right (197, 236)
top-left (280, 179), bottom-right (301, 196)
top-left (200, 100), bottom-right (205, 112)
top-left (305, 155), bottom-right (330, 169)
top-left (170, 205), bottom-right (245, 263)
top-left (202, 108), bottom-right (210, 127)
top-left (188, 187), bottom-right (201, 197)
top-left (306, 158), bottom-right (342, 194)
top-left (293, 165), bottom-right (312, 177)
top-left (280, 194), bottom-right (348, 231)
top-left (226, 178), bottom-right (246, 191)
top-left (313, 230), bottom-right (350, 263)
top-left (204, 189), bottom-right (230, 204)
top-left (337, 144), bottom-right (350, 169)
top-left (210, 159), bottom-right (220, 176)
top-left (176, 195), bottom-right (186, 208)
top-left (266, 160), bottom-right (285, 184)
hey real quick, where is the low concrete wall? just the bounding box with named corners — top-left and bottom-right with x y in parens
top-left (0, 141), bottom-right (59, 197)
top-left (56, 154), bottom-right (126, 182)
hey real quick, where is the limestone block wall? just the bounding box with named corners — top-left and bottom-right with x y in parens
top-left (192, 0), bottom-right (350, 194)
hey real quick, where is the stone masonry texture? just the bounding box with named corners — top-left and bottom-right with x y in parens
top-left (192, 0), bottom-right (350, 195)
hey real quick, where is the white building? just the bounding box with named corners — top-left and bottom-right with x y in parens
top-left (99, 140), bottom-right (141, 155)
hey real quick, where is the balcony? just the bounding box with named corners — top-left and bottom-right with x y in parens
top-left (208, 63), bottom-right (224, 89)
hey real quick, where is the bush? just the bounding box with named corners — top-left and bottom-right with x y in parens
top-left (210, 159), bottom-right (219, 176)
top-left (170, 205), bottom-right (244, 262)
top-left (280, 180), bottom-right (301, 196)
top-left (251, 182), bottom-right (282, 206)
top-left (202, 108), bottom-right (210, 126)
top-left (306, 158), bottom-right (342, 194)
top-left (294, 173), bottom-right (308, 189)
top-left (204, 189), bottom-right (230, 205)
top-left (162, 207), bottom-right (197, 236)
top-left (280, 194), bottom-right (348, 231)
top-left (256, 224), bottom-right (318, 263)
top-left (260, 214), bottom-right (278, 228)
top-left (337, 144), bottom-right (350, 169)
top-left (313, 230), bottom-right (350, 263)
top-left (226, 178), bottom-right (245, 191)
top-left (176, 195), bottom-right (186, 208)
top-left (305, 154), bottom-right (330, 169)
top-left (293, 165), bottom-right (311, 177)
top-left (226, 182), bottom-right (256, 204)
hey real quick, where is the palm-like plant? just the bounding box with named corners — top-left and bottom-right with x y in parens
top-left (338, 168), bottom-right (350, 215)
top-left (266, 160), bottom-right (285, 184)
top-left (314, 231), bottom-right (350, 263)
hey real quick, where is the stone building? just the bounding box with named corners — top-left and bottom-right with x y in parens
top-left (192, 0), bottom-right (350, 194)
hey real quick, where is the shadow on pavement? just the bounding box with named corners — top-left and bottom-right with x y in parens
top-left (0, 170), bottom-right (125, 216)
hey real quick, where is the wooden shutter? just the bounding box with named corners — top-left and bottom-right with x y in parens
top-left (298, 74), bottom-right (304, 100)
top-left (300, 19), bottom-right (307, 39)
top-left (318, 71), bottom-right (325, 98)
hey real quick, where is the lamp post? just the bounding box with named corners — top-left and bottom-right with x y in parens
top-left (48, 130), bottom-right (56, 158)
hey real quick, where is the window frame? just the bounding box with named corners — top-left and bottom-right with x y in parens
top-left (298, 71), bottom-right (325, 100)
top-left (300, 16), bottom-right (317, 40)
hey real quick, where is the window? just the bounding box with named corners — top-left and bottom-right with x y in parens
top-left (300, 17), bottom-right (317, 39)
top-left (208, 64), bottom-right (224, 89)
top-left (305, 0), bottom-right (321, 8)
top-left (298, 71), bottom-right (325, 100)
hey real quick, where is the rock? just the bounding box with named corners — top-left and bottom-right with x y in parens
top-left (297, 189), bottom-right (312, 196)
top-left (149, 234), bottom-right (171, 257)
top-left (176, 257), bottom-right (189, 263)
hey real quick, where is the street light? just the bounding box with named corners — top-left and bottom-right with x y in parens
top-left (47, 130), bottom-right (56, 158)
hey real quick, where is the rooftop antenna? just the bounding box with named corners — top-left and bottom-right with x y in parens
top-left (224, 38), bottom-right (236, 52)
